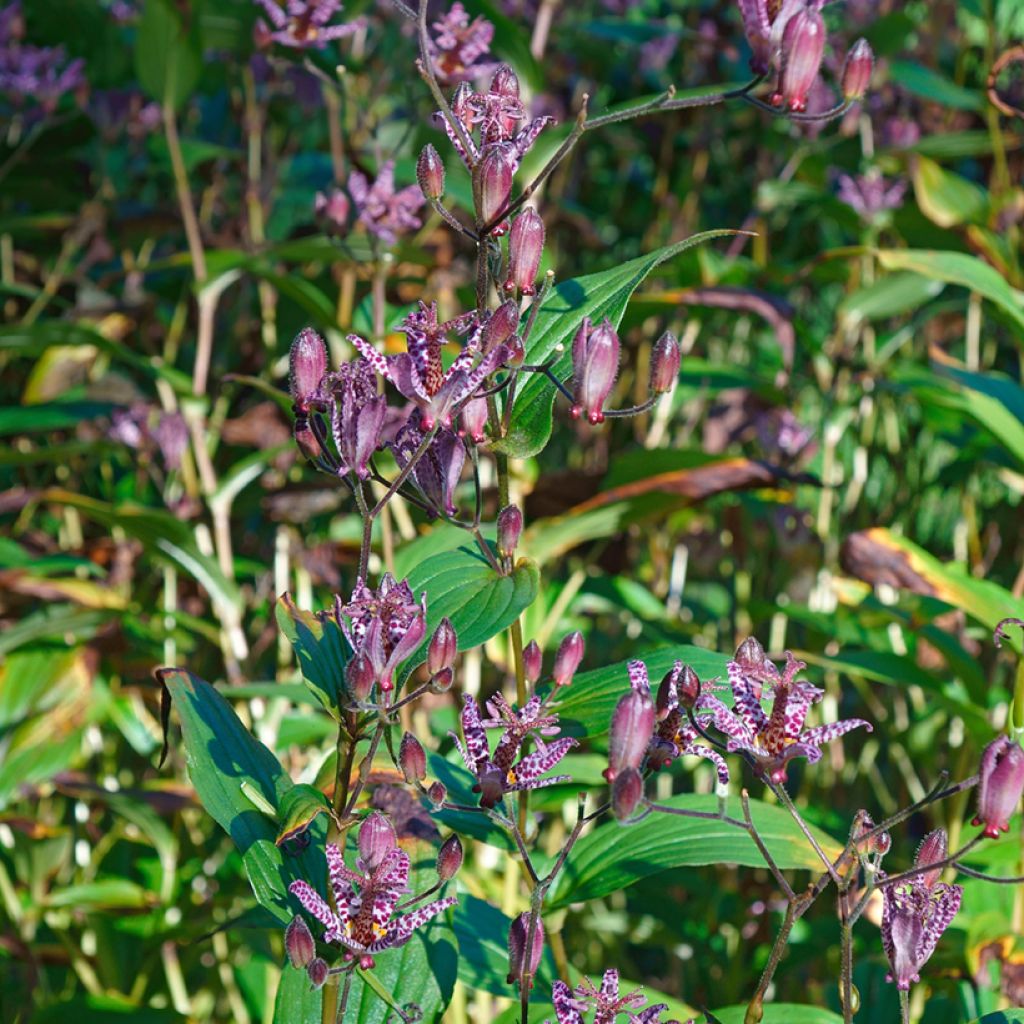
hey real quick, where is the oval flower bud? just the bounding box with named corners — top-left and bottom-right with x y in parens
top-left (841, 38), bottom-right (874, 101)
top-left (399, 731), bottom-right (427, 784)
top-left (571, 318), bottom-right (621, 425)
top-left (523, 640), bottom-right (542, 684)
top-left (417, 143), bottom-right (445, 200)
top-left (497, 504), bottom-right (523, 559)
top-left (972, 736), bottom-right (1024, 839)
top-left (428, 780), bottom-right (447, 807)
top-left (358, 811), bottom-right (397, 871)
top-left (612, 766), bottom-right (645, 821)
top-left (306, 957), bottom-right (329, 989)
top-left (459, 395), bottom-right (489, 444)
top-left (605, 688), bottom-right (655, 782)
top-left (289, 328), bottom-right (327, 412)
top-left (346, 652), bottom-right (376, 702)
top-left (436, 834), bottom-right (464, 881)
top-left (430, 666), bottom-right (454, 693)
top-left (914, 828), bottom-right (947, 889)
top-left (474, 143), bottom-right (515, 234)
top-left (775, 3), bottom-right (826, 113)
top-left (504, 207), bottom-right (545, 296)
top-left (506, 912), bottom-right (545, 987)
top-left (428, 617), bottom-right (458, 675)
top-left (481, 300), bottom-right (520, 352)
top-left (649, 330), bottom-right (680, 394)
top-left (285, 915), bottom-right (315, 969)
top-left (552, 631), bottom-right (584, 687)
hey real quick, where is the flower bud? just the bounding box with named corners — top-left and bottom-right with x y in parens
top-left (289, 328), bottom-right (327, 412)
top-left (972, 736), bottom-right (1024, 839)
top-left (852, 810), bottom-right (889, 858)
top-left (914, 828), bottom-right (947, 889)
top-left (294, 421), bottom-right (322, 462)
top-left (306, 957), bottom-right (329, 989)
top-left (504, 207), bottom-right (545, 296)
top-left (400, 731), bottom-right (427, 784)
top-left (481, 300), bottom-right (520, 352)
top-left (497, 504), bottom-right (523, 559)
top-left (677, 665), bottom-right (700, 708)
top-left (314, 189), bottom-right (351, 235)
top-left (285, 915), bottom-right (315, 969)
top-left (459, 395), bottom-right (489, 444)
top-left (605, 688), bottom-right (655, 782)
top-left (507, 912), bottom-right (544, 987)
top-left (571, 318), bottom-right (620, 425)
top-left (552, 631), bottom-right (584, 687)
top-left (491, 64), bottom-right (520, 101)
top-left (428, 780), bottom-right (447, 808)
top-left (523, 640), bottom-right (542, 684)
top-left (611, 766), bottom-right (644, 821)
top-left (358, 954), bottom-right (375, 970)
top-left (417, 143), bottom-right (445, 200)
top-left (346, 652), bottom-right (375, 702)
top-left (358, 811), bottom-right (397, 871)
top-left (646, 737), bottom-right (676, 771)
top-left (649, 331), bottom-right (680, 394)
top-left (428, 617), bottom-right (458, 675)
top-left (430, 667), bottom-right (454, 693)
top-left (474, 143), bottom-right (515, 233)
top-left (436, 834), bottom-right (464, 881)
top-left (735, 636), bottom-right (766, 671)
top-left (841, 38), bottom-right (874, 101)
top-left (774, 4), bottom-right (826, 113)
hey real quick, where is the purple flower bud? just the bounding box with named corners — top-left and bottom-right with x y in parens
top-left (436, 834), bottom-right (464, 881)
top-left (459, 395), bottom-right (489, 444)
top-left (428, 617), bottom-right (458, 675)
top-left (605, 688), bottom-right (655, 782)
top-left (294, 421), bottom-right (322, 462)
top-left (612, 766), bottom-right (645, 821)
top-left (358, 811), bottom-right (397, 871)
top-left (428, 780), bottom-right (447, 807)
top-left (359, 954), bottom-right (375, 970)
top-left (914, 829), bottom-right (947, 889)
top-left (852, 810), bottom-right (889, 858)
top-left (346, 652), bottom-right (376, 702)
top-left (649, 330), bottom-right (680, 394)
top-left (497, 504), bottom-right (523, 558)
top-left (571, 318), bottom-right (620, 425)
top-left (491, 63), bottom-right (520, 102)
top-left (735, 636), bottom-right (766, 671)
top-left (314, 189), bottom-right (351, 235)
top-left (399, 731), bottom-right (428, 783)
top-left (430, 667), bottom-right (454, 693)
top-left (972, 736), bottom-right (1024, 839)
top-left (289, 328), bottom-right (327, 412)
top-left (285, 915), bottom-right (315, 968)
top-left (473, 143), bottom-right (514, 234)
top-left (841, 38), bottom-right (874, 101)
top-left (646, 737), bottom-right (676, 770)
top-left (507, 912), bottom-right (544, 987)
top-left (306, 957), bottom-right (329, 989)
top-left (417, 143), bottom-right (446, 200)
top-left (504, 207), bottom-right (545, 296)
top-left (481, 300), bottom-right (520, 352)
top-left (773, 4), bottom-right (826, 113)
top-left (552, 631), bottom-right (584, 687)
top-left (523, 640), bottom-right (542, 684)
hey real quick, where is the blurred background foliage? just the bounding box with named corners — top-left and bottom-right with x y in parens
top-left (1, 0), bottom-right (1024, 1021)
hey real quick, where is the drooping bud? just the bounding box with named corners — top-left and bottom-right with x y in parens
top-left (473, 143), bottom-right (515, 233)
top-left (506, 912), bottom-right (545, 987)
top-left (504, 207), bottom-right (545, 296)
top-left (612, 766), bottom-right (645, 821)
top-left (552, 631), bottom-right (584, 687)
top-left (428, 781), bottom-right (447, 808)
top-left (436, 834), bottom-right (464, 881)
top-left (285, 915), bottom-right (315, 969)
top-left (914, 829), bottom-right (947, 889)
top-left (399, 731), bottom-right (427, 784)
top-left (972, 737), bottom-right (1024, 839)
top-left (428, 618), bottom-right (458, 675)
top-left (570, 318), bottom-right (621, 425)
top-left (523, 640), bottom-right (542, 684)
top-left (346, 652), bottom-right (376, 702)
top-left (605, 688), bottom-right (655, 782)
top-left (481, 300), bottom-right (520, 352)
top-left (497, 505), bottom-right (523, 559)
top-left (459, 395), bottom-right (489, 444)
top-left (773, 3), bottom-right (826, 113)
top-left (649, 331), bottom-right (680, 394)
top-left (289, 328), bottom-right (327, 412)
top-left (677, 665), bottom-right (700, 709)
top-left (417, 143), bottom-right (446, 200)
top-left (358, 811), bottom-right (397, 871)
top-left (306, 957), bottom-right (329, 989)
top-left (841, 38), bottom-right (874, 101)
top-left (430, 667), bottom-right (454, 693)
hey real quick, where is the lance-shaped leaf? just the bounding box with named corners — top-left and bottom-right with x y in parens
top-left (276, 594), bottom-right (350, 718)
top-left (275, 784), bottom-right (332, 847)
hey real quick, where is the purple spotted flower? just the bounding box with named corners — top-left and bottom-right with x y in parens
top-left (880, 868), bottom-right (962, 991)
top-left (698, 637), bottom-right (871, 784)
top-left (348, 161), bottom-right (424, 246)
top-left (836, 171), bottom-right (907, 223)
top-left (547, 969), bottom-right (681, 1024)
top-left (325, 357), bottom-right (387, 480)
top-left (0, 4), bottom-right (86, 113)
top-left (390, 418), bottom-right (465, 518)
top-left (253, 0), bottom-right (363, 50)
top-left (453, 694), bottom-right (575, 809)
top-left (330, 574), bottom-right (427, 696)
top-left (288, 814), bottom-right (455, 960)
top-left (350, 301), bottom-right (519, 430)
top-left (429, 1), bottom-right (499, 85)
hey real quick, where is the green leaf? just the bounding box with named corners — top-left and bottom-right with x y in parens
top-left (889, 60), bottom-right (984, 111)
top-left (276, 784), bottom-right (332, 847)
top-left (838, 271), bottom-right (945, 325)
top-left (276, 594), bottom-right (349, 717)
top-left (875, 249), bottom-right (1024, 338)
top-left (912, 156), bottom-right (988, 227)
top-left (30, 996), bottom-right (183, 1024)
top-left (160, 668), bottom-right (325, 924)
top-left (499, 231), bottom-right (739, 458)
top-left (272, 965), bottom-right (322, 1024)
top-left (45, 879), bottom-right (155, 911)
top-left (405, 545), bottom-right (539, 658)
top-left (966, 1015), bottom-right (1024, 1024)
top-left (135, 0), bottom-right (202, 110)
top-left (709, 1006), bottom-right (843, 1024)
top-left (547, 794), bottom-right (842, 909)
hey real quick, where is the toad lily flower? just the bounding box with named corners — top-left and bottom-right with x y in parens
top-left (350, 302), bottom-right (518, 431)
top-left (547, 969), bottom-right (680, 1024)
top-left (254, 0), bottom-right (363, 50)
top-left (453, 694), bottom-right (575, 809)
top-left (390, 418), bottom-right (465, 519)
top-left (288, 815), bottom-right (456, 959)
top-left (698, 638), bottom-right (871, 783)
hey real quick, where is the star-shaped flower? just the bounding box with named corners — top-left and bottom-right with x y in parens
top-left (881, 875), bottom-right (962, 991)
top-left (254, 0), bottom-right (362, 50)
